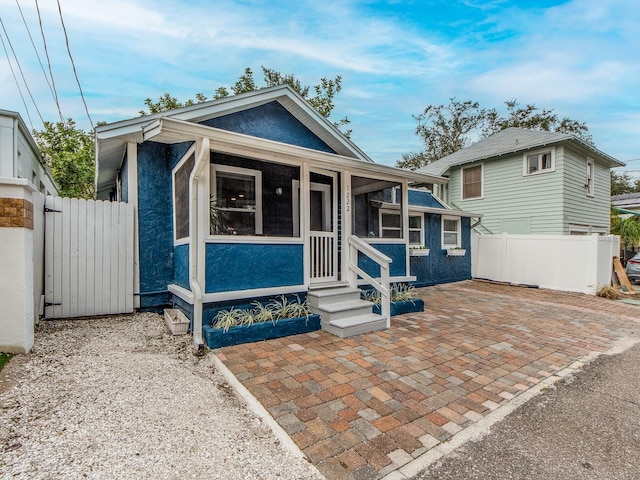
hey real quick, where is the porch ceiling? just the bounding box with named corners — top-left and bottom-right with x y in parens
top-left (143, 117), bottom-right (449, 185)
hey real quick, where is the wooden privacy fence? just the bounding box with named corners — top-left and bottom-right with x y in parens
top-left (44, 196), bottom-right (135, 319)
top-left (471, 232), bottom-right (619, 295)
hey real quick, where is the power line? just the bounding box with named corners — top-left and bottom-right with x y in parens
top-left (56, 0), bottom-right (93, 130)
top-left (0, 28), bottom-right (33, 130)
top-left (15, 0), bottom-right (64, 123)
top-left (35, 0), bottom-right (63, 123)
top-left (0, 16), bottom-right (45, 124)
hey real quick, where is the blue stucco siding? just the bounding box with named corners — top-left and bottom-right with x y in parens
top-left (174, 244), bottom-right (190, 289)
top-left (358, 243), bottom-right (406, 279)
top-left (137, 141), bottom-right (174, 307)
top-left (205, 243), bottom-right (304, 293)
top-left (410, 214), bottom-right (471, 287)
top-left (201, 101), bottom-right (336, 153)
top-left (408, 189), bottom-right (443, 208)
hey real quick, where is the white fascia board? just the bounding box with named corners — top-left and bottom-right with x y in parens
top-left (379, 201), bottom-right (482, 218)
top-left (144, 117), bottom-right (449, 185)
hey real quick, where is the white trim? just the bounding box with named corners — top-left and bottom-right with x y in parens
top-left (308, 168), bottom-right (338, 284)
top-left (127, 141), bottom-right (140, 309)
top-left (461, 163), bottom-right (483, 200)
top-left (172, 145), bottom-right (196, 244)
top-left (168, 283), bottom-right (307, 304)
top-left (586, 157), bottom-right (595, 197)
top-left (523, 147), bottom-right (556, 176)
top-left (408, 212), bottom-right (424, 247)
top-left (205, 237), bottom-right (303, 245)
top-left (210, 164), bottom-right (263, 236)
top-left (442, 215), bottom-right (461, 249)
top-left (356, 275), bottom-right (416, 286)
top-left (379, 209), bottom-right (403, 238)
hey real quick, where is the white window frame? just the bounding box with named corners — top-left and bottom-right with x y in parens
top-left (210, 164), bottom-right (263, 236)
top-left (172, 146), bottom-right (196, 245)
top-left (379, 209), bottom-right (403, 239)
top-left (408, 212), bottom-right (424, 246)
top-left (461, 164), bottom-right (483, 200)
top-left (441, 216), bottom-right (461, 249)
top-left (586, 157), bottom-right (595, 197)
top-left (523, 147), bottom-right (555, 176)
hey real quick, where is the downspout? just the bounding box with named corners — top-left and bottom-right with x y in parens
top-left (189, 137), bottom-right (210, 348)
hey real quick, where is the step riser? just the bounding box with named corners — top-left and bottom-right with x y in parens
top-left (321, 318), bottom-right (387, 338)
top-left (312, 306), bottom-right (373, 323)
top-left (307, 292), bottom-right (361, 308)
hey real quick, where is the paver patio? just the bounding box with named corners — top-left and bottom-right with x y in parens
top-left (216, 281), bottom-right (640, 479)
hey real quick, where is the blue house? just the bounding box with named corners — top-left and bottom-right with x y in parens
top-left (95, 85), bottom-right (479, 343)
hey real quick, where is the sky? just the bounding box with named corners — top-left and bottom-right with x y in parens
top-left (0, 0), bottom-right (639, 172)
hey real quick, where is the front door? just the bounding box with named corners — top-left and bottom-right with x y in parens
top-left (309, 170), bottom-right (338, 284)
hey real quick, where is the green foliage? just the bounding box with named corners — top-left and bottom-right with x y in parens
top-left (211, 295), bottom-right (311, 331)
top-left (139, 66), bottom-right (351, 136)
top-left (0, 352), bottom-right (12, 373)
top-left (611, 214), bottom-right (640, 249)
top-left (33, 119), bottom-right (95, 198)
top-left (611, 171), bottom-right (640, 195)
top-left (361, 283), bottom-right (418, 305)
top-left (397, 98), bottom-right (593, 170)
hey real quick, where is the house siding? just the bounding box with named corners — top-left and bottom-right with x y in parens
top-left (410, 214), bottom-right (472, 286)
top-left (448, 151), bottom-right (565, 234)
top-left (561, 146), bottom-right (611, 233)
top-left (205, 243), bottom-right (303, 293)
top-left (202, 101), bottom-right (336, 153)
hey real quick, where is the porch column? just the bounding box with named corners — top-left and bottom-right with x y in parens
top-left (301, 162), bottom-right (310, 285)
top-left (341, 171), bottom-right (352, 283)
top-left (402, 179), bottom-right (410, 277)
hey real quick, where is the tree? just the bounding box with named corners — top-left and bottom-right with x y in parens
top-left (611, 171), bottom-right (635, 195)
top-left (397, 98), bottom-right (592, 170)
top-left (33, 119), bottom-right (95, 199)
top-left (140, 66), bottom-right (351, 136)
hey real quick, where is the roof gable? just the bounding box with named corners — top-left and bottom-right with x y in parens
top-left (420, 127), bottom-right (623, 176)
top-left (200, 101), bottom-right (335, 153)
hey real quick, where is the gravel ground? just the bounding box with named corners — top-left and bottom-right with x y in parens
top-left (0, 313), bottom-right (322, 480)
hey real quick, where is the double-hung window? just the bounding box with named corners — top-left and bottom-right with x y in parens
top-left (380, 210), bottom-right (402, 238)
top-left (211, 165), bottom-right (262, 236)
top-left (442, 216), bottom-right (460, 248)
top-left (462, 165), bottom-right (482, 200)
top-left (408, 214), bottom-right (423, 246)
top-left (586, 158), bottom-right (595, 197)
top-left (524, 149), bottom-right (554, 175)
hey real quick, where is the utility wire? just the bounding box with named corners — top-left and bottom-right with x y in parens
top-left (16, 0), bottom-right (64, 123)
top-left (35, 0), bottom-right (63, 124)
top-left (0, 16), bottom-right (45, 124)
top-left (56, 0), bottom-right (93, 130)
top-left (0, 28), bottom-right (34, 130)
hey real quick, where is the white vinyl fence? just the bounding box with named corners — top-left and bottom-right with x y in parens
top-left (44, 196), bottom-right (135, 318)
top-left (471, 232), bottom-right (619, 295)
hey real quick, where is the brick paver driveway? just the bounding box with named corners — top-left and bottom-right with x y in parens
top-left (217, 281), bottom-right (640, 479)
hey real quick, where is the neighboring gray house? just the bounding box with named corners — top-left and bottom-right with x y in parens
top-left (0, 109), bottom-right (57, 195)
top-left (612, 192), bottom-right (640, 219)
top-left (421, 128), bottom-right (624, 235)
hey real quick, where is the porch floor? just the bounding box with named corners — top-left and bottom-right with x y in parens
top-left (215, 281), bottom-right (640, 479)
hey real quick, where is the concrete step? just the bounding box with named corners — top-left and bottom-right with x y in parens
top-left (310, 299), bottom-right (374, 322)
top-left (322, 313), bottom-right (388, 338)
top-left (307, 286), bottom-right (362, 308)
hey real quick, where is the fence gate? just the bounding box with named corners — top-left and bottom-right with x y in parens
top-left (44, 196), bottom-right (135, 319)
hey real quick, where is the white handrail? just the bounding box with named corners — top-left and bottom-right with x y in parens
top-left (347, 235), bottom-right (392, 327)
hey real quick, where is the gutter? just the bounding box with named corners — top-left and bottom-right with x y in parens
top-left (189, 137), bottom-right (210, 348)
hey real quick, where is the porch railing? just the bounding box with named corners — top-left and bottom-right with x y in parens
top-left (347, 235), bottom-right (391, 327)
top-left (310, 231), bottom-right (336, 282)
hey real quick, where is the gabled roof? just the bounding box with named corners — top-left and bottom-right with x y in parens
top-left (612, 192), bottom-right (640, 209)
top-left (95, 85), bottom-right (373, 193)
top-left (420, 127), bottom-right (624, 176)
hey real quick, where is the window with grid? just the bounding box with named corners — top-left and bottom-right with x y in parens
top-left (442, 217), bottom-right (460, 248)
top-left (525, 150), bottom-right (554, 175)
top-left (408, 214), bottom-right (423, 246)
